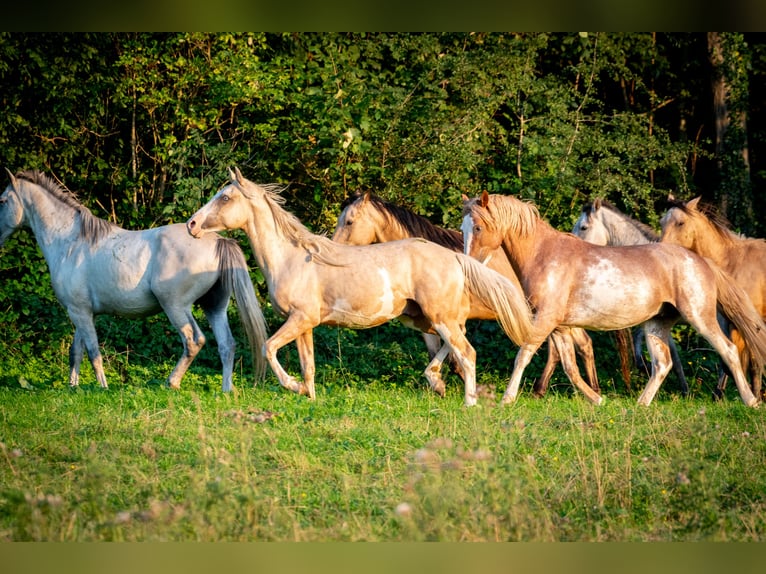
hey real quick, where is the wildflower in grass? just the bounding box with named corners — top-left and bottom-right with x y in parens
top-left (395, 502), bottom-right (412, 518)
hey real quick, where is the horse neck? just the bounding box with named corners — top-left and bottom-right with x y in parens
top-left (374, 212), bottom-right (409, 243)
top-left (689, 218), bottom-right (734, 266)
top-left (17, 182), bottom-right (81, 260)
top-left (497, 218), bottom-right (549, 274)
top-left (242, 196), bottom-right (318, 282)
top-left (601, 209), bottom-right (656, 245)
top-left (385, 216), bottom-right (463, 252)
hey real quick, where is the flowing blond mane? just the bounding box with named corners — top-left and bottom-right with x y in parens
top-left (464, 194), bottom-right (543, 239)
top-left (239, 180), bottom-right (347, 265)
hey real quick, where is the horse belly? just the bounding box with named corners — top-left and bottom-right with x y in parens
top-left (568, 264), bottom-right (662, 330)
top-left (87, 248), bottom-right (160, 316)
top-left (322, 266), bottom-right (408, 328)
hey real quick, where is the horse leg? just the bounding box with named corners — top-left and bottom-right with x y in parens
top-left (68, 311), bottom-right (108, 388)
top-left (68, 330), bottom-right (85, 387)
top-left (162, 307), bottom-right (206, 390)
top-left (571, 327), bottom-right (600, 393)
top-left (549, 329), bottom-right (603, 405)
top-left (296, 330), bottom-right (316, 400)
top-left (532, 340), bottom-right (560, 398)
top-left (696, 325), bottom-right (758, 407)
top-left (729, 328), bottom-right (758, 397)
top-left (668, 338), bottom-right (689, 397)
top-left (202, 305), bottom-right (236, 392)
top-left (636, 320), bottom-right (674, 406)
top-left (424, 332), bottom-right (464, 380)
top-left (263, 312), bottom-right (316, 397)
top-left (432, 322), bottom-right (477, 407)
top-left (503, 338), bottom-right (547, 404)
top-left (423, 342), bottom-right (451, 397)
top-left (633, 327), bottom-right (650, 375)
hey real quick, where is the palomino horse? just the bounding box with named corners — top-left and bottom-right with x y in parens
top-left (573, 198), bottom-right (689, 396)
top-left (187, 169), bottom-right (534, 407)
top-left (660, 196), bottom-right (766, 399)
top-left (332, 191), bottom-right (600, 397)
top-left (462, 191), bottom-right (766, 407)
top-left (0, 169), bottom-right (268, 391)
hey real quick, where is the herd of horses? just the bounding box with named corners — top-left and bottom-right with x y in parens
top-left (2, 167), bottom-right (765, 409)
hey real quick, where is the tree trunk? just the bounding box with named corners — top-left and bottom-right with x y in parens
top-left (707, 32), bottom-right (753, 233)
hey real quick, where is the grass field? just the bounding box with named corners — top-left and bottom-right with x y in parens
top-left (1, 317), bottom-right (765, 542)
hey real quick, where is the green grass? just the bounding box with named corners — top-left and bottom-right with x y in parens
top-left (0, 313), bottom-right (764, 541)
top-left (1, 335), bottom-right (765, 541)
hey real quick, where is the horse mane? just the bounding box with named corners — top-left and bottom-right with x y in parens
top-left (241, 180), bottom-right (342, 264)
top-left (669, 197), bottom-right (746, 244)
top-left (16, 169), bottom-right (116, 244)
top-left (349, 192), bottom-right (464, 251)
top-left (463, 194), bottom-right (542, 238)
top-left (587, 199), bottom-right (658, 242)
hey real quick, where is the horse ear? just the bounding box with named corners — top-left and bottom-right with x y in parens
top-left (362, 191), bottom-right (371, 204)
top-left (480, 190), bottom-right (489, 208)
top-left (461, 193), bottom-right (469, 202)
top-left (233, 167), bottom-right (244, 184)
top-left (667, 193), bottom-right (675, 202)
top-left (228, 167), bottom-right (237, 183)
top-left (687, 196), bottom-right (701, 210)
top-left (4, 167), bottom-right (16, 188)
top-left (593, 197), bottom-right (602, 210)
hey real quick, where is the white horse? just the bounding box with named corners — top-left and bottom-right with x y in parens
top-left (0, 169), bottom-right (268, 391)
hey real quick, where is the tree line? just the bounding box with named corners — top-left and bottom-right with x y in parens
top-left (1, 32), bottom-right (764, 348)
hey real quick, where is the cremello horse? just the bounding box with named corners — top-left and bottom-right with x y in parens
top-left (0, 169), bottom-right (268, 391)
top-left (573, 198), bottom-right (689, 396)
top-left (661, 196), bottom-right (766, 399)
top-left (462, 191), bottom-right (766, 407)
top-left (187, 169), bottom-right (534, 406)
top-left (332, 191), bottom-right (600, 397)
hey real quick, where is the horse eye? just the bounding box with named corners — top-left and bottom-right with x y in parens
top-left (221, 194), bottom-right (230, 202)
top-left (473, 225), bottom-right (482, 233)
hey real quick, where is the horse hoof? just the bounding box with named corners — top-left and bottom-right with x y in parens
top-left (711, 389), bottom-right (724, 402)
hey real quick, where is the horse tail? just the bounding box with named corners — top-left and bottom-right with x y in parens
top-left (711, 262), bottom-right (766, 387)
top-left (216, 238), bottom-right (269, 382)
top-left (458, 254), bottom-right (534, 346)
top-left (615, 328), bottom-right (633, 390)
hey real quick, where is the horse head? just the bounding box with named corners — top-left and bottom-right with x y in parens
top-left (461, 192), bottom-right (505, 264)
top-left (573, 199), bottom-right (610, 245)
top-left (188, 167), bottom-right (252, 238)
top-left (332, 192), bottom-right (381, 245)
top-left (0, 168), bottom-right (25, 247)
top-left (659, 196), bottom-right (703, 249)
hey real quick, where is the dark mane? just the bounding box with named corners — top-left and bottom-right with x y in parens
top-left (588, 198), bottom-right (658, 242)
top-left (349, 192), bottom-right (464, 251)
top-left (16, 170), bottom-right (116, 244)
